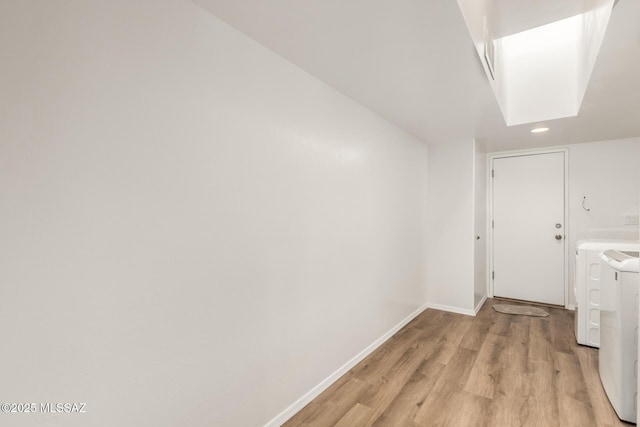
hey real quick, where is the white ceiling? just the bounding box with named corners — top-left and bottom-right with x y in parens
top-left (191, 0), bottom-right (640, 151)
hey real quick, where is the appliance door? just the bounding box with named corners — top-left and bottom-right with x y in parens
top-left (598, 259), bottom-right (621, 415)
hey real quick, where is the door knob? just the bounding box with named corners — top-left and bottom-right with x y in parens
top-left (555, 234), bottom-right (563, 240)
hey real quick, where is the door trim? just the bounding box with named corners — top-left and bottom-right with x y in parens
top-left (487, 147), bottom-right (570, 309)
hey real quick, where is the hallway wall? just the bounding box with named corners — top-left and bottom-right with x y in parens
top-left (0, 1), bottom-right (429, 426)
top-left (567, 137), bottom-right (640, 306)
top-left (426, 139), bottom-right (476, 314)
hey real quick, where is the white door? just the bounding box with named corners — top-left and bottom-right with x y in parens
top-left (492, 152), bottom-right (565, 306)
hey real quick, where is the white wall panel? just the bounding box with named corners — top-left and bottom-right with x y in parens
top-left (426, 140), bottom-right (475, 313)
top-left (567, 137), bottom-right (640, 307)
top-left (0, 1), bottom-right (428, 426)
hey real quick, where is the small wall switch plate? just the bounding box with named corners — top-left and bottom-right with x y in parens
top-left (624, 215), bottom-right (639, 225)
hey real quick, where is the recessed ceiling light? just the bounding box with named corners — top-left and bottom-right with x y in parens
top-left (531, 127), bottom-right (549, 133)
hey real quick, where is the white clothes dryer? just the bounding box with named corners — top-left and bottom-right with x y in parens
top-left (598, 249), bottom-right (639, 423)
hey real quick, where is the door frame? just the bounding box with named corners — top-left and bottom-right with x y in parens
top-left (487, 147), bottom-right (570, 309)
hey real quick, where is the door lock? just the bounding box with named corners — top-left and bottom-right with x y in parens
top-left (555, 234), bottom-right (563, 240)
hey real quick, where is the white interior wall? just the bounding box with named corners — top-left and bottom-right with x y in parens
top-left (473, 141), bottom-right (488, 309)
top-left (501, 24), bottom-right (579, 125)
top-left (426, 140), bottom-right (475, 314)
top-left (456, 0), bottom-right (509, 121)
top-left (0, 1), bottom-right (429, 426)
top-left (576, 1), bottom-right (615, 106)
top-left (567, 137), bottom-right (640, 307)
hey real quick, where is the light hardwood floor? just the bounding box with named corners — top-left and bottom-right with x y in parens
top-left (283, 298), bottom-right (632, 427)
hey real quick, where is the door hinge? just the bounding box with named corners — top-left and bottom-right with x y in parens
top-left (492, 271), bottom-right (495, 280)
top-left (492, 220), bottom-right (494, 229)
top-left (491, 169), bottom-right (494, 178)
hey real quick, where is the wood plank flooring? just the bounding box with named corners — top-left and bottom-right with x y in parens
top-left (283, 298), bottom-right (632, 427)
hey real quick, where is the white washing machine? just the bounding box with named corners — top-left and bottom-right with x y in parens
top-left (598, 249), bottom-right (640, 423)
top-left (575, 240), bottom-right (640, 347)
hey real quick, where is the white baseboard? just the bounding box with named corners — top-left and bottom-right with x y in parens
top-left (263, 303), bottom-right (429, 427)
top-left (474, 295), bottom-right (487, 315)
top-left (425, 301), bottom-right (476, 316)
